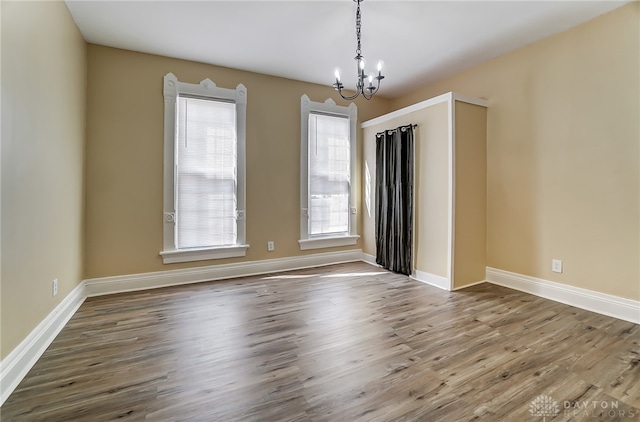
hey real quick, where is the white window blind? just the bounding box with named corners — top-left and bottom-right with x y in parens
top-left (308, 113), bottom-right (350, 236)
top-left (176, 96), bottom-right (237, 249)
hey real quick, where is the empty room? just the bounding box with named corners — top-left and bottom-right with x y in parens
top-left (1, 0), bottom-right (639, 420)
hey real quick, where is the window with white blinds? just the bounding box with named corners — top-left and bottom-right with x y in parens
top-left (161, 73), bottom-right (247, 264)
top-left (298, 95), bottom-right (359, 251)
top-left (176, 96), bottom-right (237, 249)
top-left (308, 113), bottom-right (350, 236)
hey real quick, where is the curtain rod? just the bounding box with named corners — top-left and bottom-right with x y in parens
top-left (375, 124), bottom-right (417, 138)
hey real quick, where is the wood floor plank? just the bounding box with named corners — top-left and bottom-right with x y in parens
top-left (2, 262), bottom-right (638, 421)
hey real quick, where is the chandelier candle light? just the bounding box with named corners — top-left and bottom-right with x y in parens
top-left (333, 0), bottom-right (384, 100)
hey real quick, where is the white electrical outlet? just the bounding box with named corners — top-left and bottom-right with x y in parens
top-left (52, 279), bottom-right (58, 296)
top-left (267, 241), bottom-right (275, 251)
top-left (552, 259), bottom-right (563, 273)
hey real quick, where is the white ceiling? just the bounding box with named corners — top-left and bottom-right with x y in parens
top-left (65, 0), bottom-right (629, 99)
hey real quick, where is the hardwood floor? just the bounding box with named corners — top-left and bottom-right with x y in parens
top-left (2, 262), bottom-right (639, 421)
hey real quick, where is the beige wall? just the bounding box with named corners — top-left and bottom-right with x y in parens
top-left (392, 3), bottom-right (639, 300)
top-left (1, 1), bottom-right (87, 358)
top-left (453, 102), bottom-right (487, 288)
top-left (84, 45), bottom-right (392, 278)
top-left (362, 103), bottom-right (450, 279)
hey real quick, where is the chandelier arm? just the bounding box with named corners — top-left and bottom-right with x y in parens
top-left (363, 76), bottom-right (380, 100)
top-left (337, 85), bottom-right (363, 101)
top-left (363, 73), bottom-right (381, 95)
top-left (363, 86), bottom-right (377, 100)
top-left (371, 76), bottom-right (382, 93)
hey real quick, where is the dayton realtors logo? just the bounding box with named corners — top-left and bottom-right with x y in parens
top-left (529, 395), bottom-right (560, 421)
top-left (529, 394), bottom-right (636, 420)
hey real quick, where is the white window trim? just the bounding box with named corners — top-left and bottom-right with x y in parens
top-left (299, 95), bottom-right (359, 251)
top-left (160, 72), bottom-right (248, 264)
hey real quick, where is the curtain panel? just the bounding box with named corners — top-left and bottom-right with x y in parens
top-left (375, 124), bottom-right (415, 275)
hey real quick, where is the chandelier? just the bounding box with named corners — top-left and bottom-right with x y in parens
top-left (332, 0), bottom-right (384, 100)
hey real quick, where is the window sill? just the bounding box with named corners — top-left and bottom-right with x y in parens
top-left (160, 244), bottom-right (249, 264)
top-left (298, 235), bottom-right (359, 251)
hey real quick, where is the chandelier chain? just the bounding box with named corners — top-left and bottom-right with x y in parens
top-left (355, 1), bottom-right (362, 57)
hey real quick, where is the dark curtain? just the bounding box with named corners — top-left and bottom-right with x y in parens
top-left (375, 124), bottom-right (414, 275)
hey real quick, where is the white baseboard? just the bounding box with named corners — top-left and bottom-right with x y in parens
top-left (361, 253), bottom-right (380, 267)
top-left (411, 269), bottom-right (450, 290)
top-left (85, 249), bottom-right (364, 297)
top-left (0, 281), bottom-right (87, 406)
top-left (452, 279), bottom-right (488, 291)
top-left (366, 261), bottom-right (452, 291)
top-left (486, 267), bottom-right (640, 324)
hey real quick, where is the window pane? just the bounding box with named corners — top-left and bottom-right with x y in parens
top-left (176, 96), bottom-right (237, 248)
top-left (308, 113), bottom-right (350, 235)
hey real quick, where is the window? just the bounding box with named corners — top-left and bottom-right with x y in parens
top-left (176, 97), bottom-right (236, 249)
top-left (161, 73), bottom-right (248, 264)
top-left (308, 113), bottom-right (350, 235)
top-left (299, 95), bottom-right (359, 250)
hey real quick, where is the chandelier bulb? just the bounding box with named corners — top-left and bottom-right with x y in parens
top-left (377, 61), bottom-right (383, 72)
top-left (335, 68), bottom-right (341, 82)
